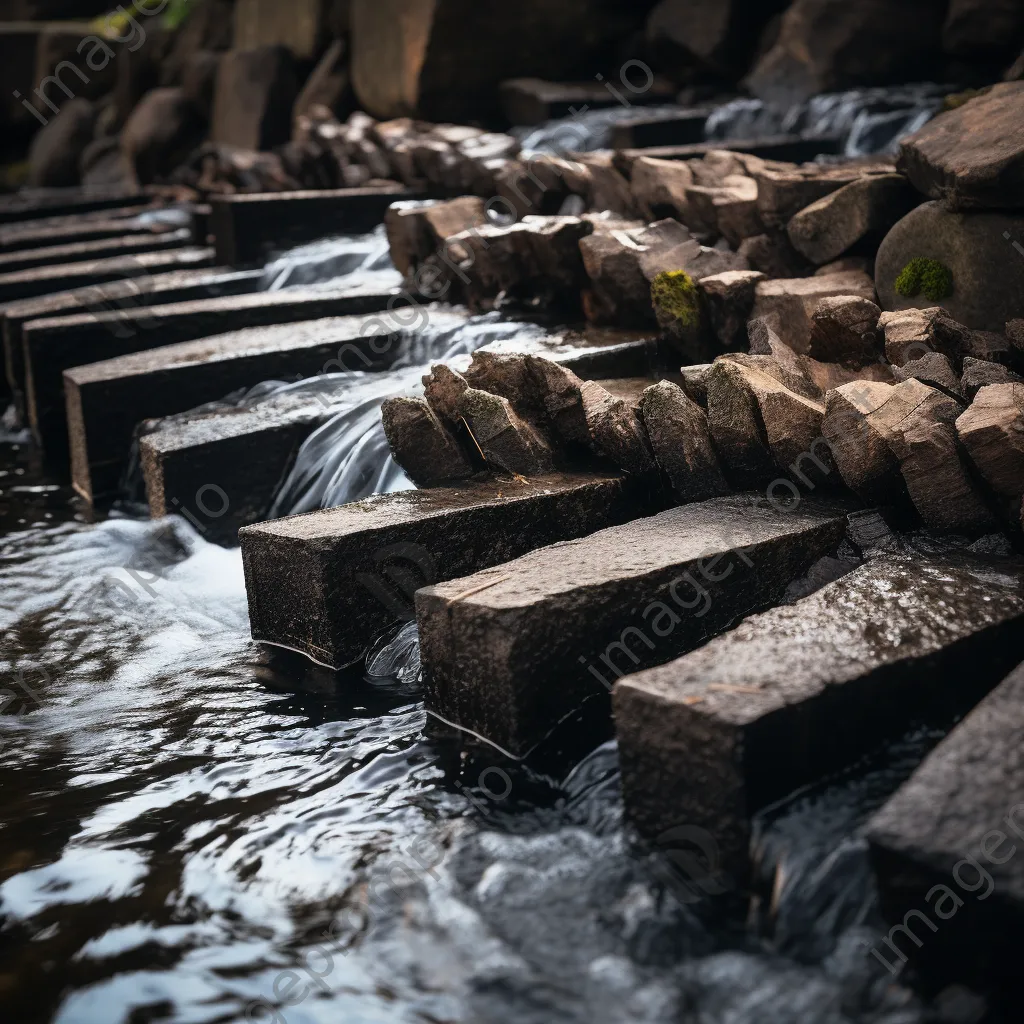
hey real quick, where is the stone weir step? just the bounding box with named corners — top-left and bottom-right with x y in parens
top-left (614, 552), bottom-right (1024, 878)
top-left (2, 267), bottom-right (264, 412)
top-left (0, 246), bottom-right (217, 304)
top-left (866, 658), bottom-right (1024, 995)
top-left (64, 304), bottom-right (451, 504)
top-left (22, 281), bottom-right (400, 463)
top-left (0, 207), bottom-right (183, 254)
top-left (211, 186), bottom-right (415, 265)
top-left (0, 227), bottom-right (195, 276)
top-left (417, 493), bottom-right (852, 759)
top-left (0, 188), bottom-right (150, 226)
top-left (141, 327), bottom-right (664, 544)
top-left (240, 472), bottom-right (667, 671)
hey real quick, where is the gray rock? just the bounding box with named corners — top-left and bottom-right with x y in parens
top-left (121, 87), bottom-right (207, 186)
top-left (458, 387), bottom-right (555, 477)
top-left (579, 379), bottom-right (656, 476)
top-left (381, 396), bottom-right (474, 486)
top-left (960, 356), bottom-right (1024, 399)
top-left (418, 493), bottom-right (851, 756)
top-left (680, 363), bottom-right (712, 406)
top-left (736, 230), bottom-right (813, 279)
top-left (618, 554), bottom-right (1024, 876)
top-left (807, 295), bottom-right (882, 367)
top-left (893, 352), bottom-right (964, 400)
top-left (698, 269), bottom-right (765, 350)
top-left (875, 201), bottom-right (1024, 332)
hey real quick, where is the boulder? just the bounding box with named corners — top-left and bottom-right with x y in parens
top-left (461, 350), bottom-right (546, 421)
top-left (787, 174), bottom-right (919, 265)
top-left (121, 88), bottom-right (207, 186)
top-left (749, 270), bottom-right (877, 354)
top-left (524, 356), bottom-right (590, 448)
top-left (680, 363), bottom-right (712, 406)
top-left (80, 136), bottom-right (134, 190)
top-left (893, 352), bottom-right (964, 399)
top-left (698, 269), bottom-right (765, 350)
top-left (875, 201), bottom-right (1024, 333)
top-left (579, 380), bottom-right (656, 476)
top-left (752, 159), bottom-right (897, 228)
top-left (878, 306), bottom-right (975, 367)
top-left (630, 156), bottom-right (694, 222)
top-left (943, 0), bottom-right (1024, 60)
top-left (685, 174), bottom-right (763, 246)
top-left (961, 356), bottom-right (1024, 399)
top-left (639, 380), bottom-right (729, 503)
top-left (807, 295), bottom-right (882, 367)
top-left (956, 382), bottom-right (1024, 520)
top-left (898, 82), bottom-right (1024, 209)
top-left (422, 363), bottom-right (471, 427)
top-left (211, 46), bottom-right (299, 151)
top-left (823, 378), bottom-right (997, 529)
top-left (458, 387), bottom-right (555, 477)
top-left (384, 197), bottom-right (487, 281)
top-left (27, 97), bottom-right (96, 187)
top-left (381, 396), bottom-right (474, 486)
top-left (745, 0), bottom-right (946, 106)
top-left (737, 230), bottom-right (813, 279)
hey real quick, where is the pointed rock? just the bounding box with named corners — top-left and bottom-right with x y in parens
top-left (698, 269), bottom-right (765, 350)
top-left (579, 379), bottom-right (656, 476)
top-left (381, 396), bottom-right (474, 486)
top-left (639, 381), bottom-right (728, 503)
top-left (524, 355), bottom-right (590, 447)
top-left (458, 387), bottom-right (555, 477)
top-left (879, 306), bottom-right (974, 367)
top-left (960, 357), bottom-right (1024, 399)
top-left (893, 352), bottom-right (964, 400)
top-left (422, 363), bottom-right (470, 427)
top-left (956, 382), bottom-right (1024, 520)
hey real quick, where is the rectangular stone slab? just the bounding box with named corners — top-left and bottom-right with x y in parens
top-left (609, 110), bottom-right (711, 150)
top-left (65, 305), bottom-right (447, 502)
top-left (614, 553), bottom-right (1024, 877)
top-left (418, 493), bottom-right (851, 758)
top-left (2, 267), bottom-right (263, 412)
top-left (241, 473), bottom-right (665, 670)
top-left (211, 186), bottom-right (413, 265)
top-left (0, 246), bottom-right (216, 304)
top-left (0, 189), bottom-right (149, 226)
top-left (0, 227), bottom-right (194, 276)
top-left (866, 659), bottom-right (1024, 993)
top-left (23, 282), bottom-right (400, 461)
top-left (0, 211), bottom-right (190, 254)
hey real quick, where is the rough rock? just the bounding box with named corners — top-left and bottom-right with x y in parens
top-left (524, 356), bottom-right (590, 447)
top-left (27, 97), bottom-right (97, 187)
top-left (745, 0), bottom-right (947, 106)
top-left (960, 357), bottom-right (1024, 399)
top-left (458, 388), bottom-right (554, 477)
top-left (867, 659), bottom-right (1024, 993)
top-left (737, 230), bottom-right (813, 279)
top-left (630, 156), bottom-right (695, 222)
top-left (423, 363), bottom-right (471, 428)
top-left (753, 159), bottom-right (897, 228)
top-left (807, 295), bottom-right (882, 367)
top-left (418, 493), bottom-right (851, 756)
top-left (823, 378), bottom-right (997, 529)
top-left (893, 352), bottom-right (964, 399)
top-left (618, 554), bottom-right (1024, 876)
top-left (875, 201), bottom-right (1024, 333)
top-left (698, 269), bottom-right (765, 350)
top-left (211, 46), bottom-right (299, 151)
top-left (639, 381), bottom-right (728, 503)
top-left (749, 270), bottom-right (877, 354)
top-left (956, 382), bottom-right (1024, 520)
top-left (499, 77), bottom-right (675, 125)
top-left (879, 306), bottom-right (975, 367)
top-left (121, 88), bottom-right (207, 186)
top-left (384, 196), bottom-right (487, 281)
top-left (787, 174), bottom-right (919, 265)
top-left (943, 0), bottom-right (1024, 60)
top-left (685, 175), bottom-right (763, 246)
top-left (680, 364), bottom-right (712, 406)
top-left (381, 397), bottom-right (474, 486)
top-left (579, 380), bottom-right (656, 476)
top-left (898, 82), bottom-right (1024, 209)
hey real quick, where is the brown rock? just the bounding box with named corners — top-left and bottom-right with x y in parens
top-left (463, 350), bottom-right (546, 422)
top-left (956, 382), bottom-right (1024, 519)
top-left (422, 363), bottom-right (470, 427)
top-left (524, 355), bottom-right (590, 447)
top-left (698, 269), bottom-right (765, 349)
top-left (961, 356), bottom-right (1024, 399)
top-left (787, 174), bottom-right (919, 265)
top-left (815, 256), bottom-right (874, 276)
top-left (579, 380), bottom-right (656, 476)
top-left (879, 306), bottom-right (974, 367)
top-left (121, 88), bottom-right (206, 186)
top-left (381, 396), bottom-right (474, 486)
top-left (211, 46), bottom-right (299, 151)
top-left (808, 295), bottom-right (882, 367)
top-left (458, 387), bottom-right (555, 477)
top-left (680, 364), bottom-right (712, 406)
top-left (1009, 319), bottom-right (1024, 349)
top-left (893, 352), bottom-right (964, 399)
top-left (897, 82), bottom-right (1024, 209)
top-left (685, 174), bottom-right (763, 246)
top-left (630, 156), bottom-right (694, 222)
top-left (639, 380), bottom-right (729, 503)
top-left (737, 230), bottom-right (813, 278)
top-left (943, 0), bottom-right (1024, 59)
top-left (27, 97), bottom-right (97, 187)
top-left (384, 197), bottom-right (487, 280)
top-left (750, 270), bottom-right (877, 354)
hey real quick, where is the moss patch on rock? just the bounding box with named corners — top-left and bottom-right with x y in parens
top-left (894, 257), bottom-right (954, 302)
top-left (651, 270), bottom-right (701, 332)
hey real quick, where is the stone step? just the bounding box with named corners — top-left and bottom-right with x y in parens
top-left (0, 203), bottom-right (162, 250)
top-left (0, 227), bottom-right (194, 276)
top-left (609, 110), bottom-right (712, 150)
top-left (614, 553), bottom-right (1024, 877)
top-left (140, 326), bottom-right (666, 543)
top-left (418, 493), bottom-right (852, 758)
top-left (2, 267), bottom-right (263, 413)
top-left (0, 211), bottom-right (192, 254)
top-left (615, 135), bottom-right (844, 175)
top-left (499, 77), bottom-right (678, 125)
top-left (23, 283), bottom-right (400, 463)
top-left (866, 659), bottom-right (1024, 993)
top-left (241, 472), bottom-right (667, 670)
top-left (64, 301), bottom-right (437, 502)
top-left (0, 246), bottom-right (217, 304)
top-left (211, 186), bottom-right (414, 265)
top-left (0, 188), bottom-right (149, 226)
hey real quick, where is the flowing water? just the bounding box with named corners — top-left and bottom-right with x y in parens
top-left (0, 145), bottom-right (986, 1022)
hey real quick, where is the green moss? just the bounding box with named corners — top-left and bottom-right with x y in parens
top-left (894, 257), bottom-right (953, 302)
top-left (650, 270), bottom-right (701, 333)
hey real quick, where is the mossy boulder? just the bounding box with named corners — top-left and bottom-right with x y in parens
top-left (875, 201), bottom-right (1024, 332)
top-left (651, 270), bottom-right (712, 359)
